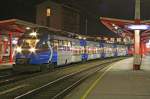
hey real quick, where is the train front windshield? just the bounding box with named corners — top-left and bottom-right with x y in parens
top-left (22, 38), bottom-right (39, 49)
top-left (16, 32), bottom-right (40, 53)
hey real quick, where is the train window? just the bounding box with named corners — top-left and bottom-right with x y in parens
top-left (62, 40), bottom-right (72, 47)
top-left (81, 47), bottom-right (85, 54)
top-left (72, 46), bottom-right (81, 55)
top-left (53, 40), bottom-right (59, 47)
top-left (87, 47), bottom-right (92, 54)
top-left (72, 47), bottom-right (77, 55)
top-left (99, 48), bottom-right (101, 53)
top-left (22, 39), bottom-right (39, 49)
top-left (22, 40), bottom-right (30, 48)
top-left (62, 41), bottom-right (71, 51)
top-left (58, 40), bottom-right (63, 46)
top-left (42, 41), bottom-right (49, 48)
top-left (63, 40), bottom-right (68, 46)
top-left (68, 41), bottom-right (72, 47)
top-left (95, 48), bottom-right (98, 54)
top-left (85, 47), bottom-right (88, 54)
top-left (68, 46), bottom-right (71, 51)
top-left (37, 41), bottom-right (48, 49)
top-left (87, 47), bottom-right (90, 54)
top-left (57, 46), bottom-right (62, 51)
top-left (49, 39), bottom-right (58, 51)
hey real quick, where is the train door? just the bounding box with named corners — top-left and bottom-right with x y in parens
top-left (57, 39), bottom-right (72, 65)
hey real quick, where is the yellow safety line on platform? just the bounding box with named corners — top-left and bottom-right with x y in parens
top-left (81, 64), bottom-right (113, 99)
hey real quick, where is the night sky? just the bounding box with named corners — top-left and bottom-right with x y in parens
top-left (0, 0), bottom-right (150, 36)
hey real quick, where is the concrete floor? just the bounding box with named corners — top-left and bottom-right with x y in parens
top-left (0, 63), bottom-right (12, 70)
top-left (64, 56), bottom-right (150, 99)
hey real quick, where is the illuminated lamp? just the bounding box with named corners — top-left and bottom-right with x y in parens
top-left (83, 37), bottom-right (86, 40)
top-left (26, 27), bottom-right (31, 30)
top-left (126, 25), bottom-right (150, 30)
top-left (114, 26), bottom-right (118, 30)
top-left (30, 32), bottom-right (37, 37)
top-left (16, 47), bottom-right (22, 53)
top-left (79, 36), bottom-right (82, 39)
top-left (29, 47), bottom-right (36, 53)
top-left (112, 24), bottom-right (115, 26)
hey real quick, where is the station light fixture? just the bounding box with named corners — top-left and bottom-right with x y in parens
top-left (78, 36), bottom-right (82, 39)
top-left (29, 32), bottom-right (37, 37)
top-left (83, 37), bottom-right (86, 40)
top-left (112, 23), bottom-right (118, 30)
top-left (26, 27), bottom-right (31, 30)
top-left (112, 24), bottom-right (115, 26)
top-left (114, 26), bottom-right (118, 30)
top-left (126, 25), bottom-right (150, 30)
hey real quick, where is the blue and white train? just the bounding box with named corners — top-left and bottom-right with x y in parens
top-left (13, 27), bottom-right (128, 72)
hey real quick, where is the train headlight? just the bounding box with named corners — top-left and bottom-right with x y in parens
top-left (29, 47), bottom-right (36, 53)
top-left (16, 47), bottom-right (22, 53)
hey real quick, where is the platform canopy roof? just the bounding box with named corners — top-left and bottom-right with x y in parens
top-left (0, 19), bottom-right (94, 41)
top-left (0, 19), bottom-right (62, 37)
top-left (0, 19), bottom-right (40, 34)
top-left (100, 17), bottom-right (150, 43)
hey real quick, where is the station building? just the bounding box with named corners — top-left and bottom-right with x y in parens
top-left (36, 1), bottom-right (80, 34)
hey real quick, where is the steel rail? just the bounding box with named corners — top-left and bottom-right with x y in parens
top-left (14, 58), bottom-right (122, 99)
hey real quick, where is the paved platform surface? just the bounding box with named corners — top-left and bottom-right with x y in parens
top-left (0, 63), bottom-right (13, 70)
top-left (64, 56), bottom-right (150, 99)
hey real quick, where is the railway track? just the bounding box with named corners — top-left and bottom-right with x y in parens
top-left (0, 69), bottom-right (13, 79)
top-left (0, 61), bottom-right (85, 86)
top-left (0, 57), bottom-right (124, 87)
top-left (14, 58), bottom-right (121, 99)
top-left (0, 72), bottom-right (43, 86)
top-left (0, 57), bottom-right (129, 99)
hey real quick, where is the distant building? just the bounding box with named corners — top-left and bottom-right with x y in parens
top-left (36, 1), bottom-right (80, 33)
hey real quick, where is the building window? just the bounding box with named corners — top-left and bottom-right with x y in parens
top-left (46, 8), bottom-right (51, 16)
top-left (46, 7), bottom-right (51, 27)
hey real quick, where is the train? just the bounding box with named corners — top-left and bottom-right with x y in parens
top-left (13, 27), bottom-right (131, 72)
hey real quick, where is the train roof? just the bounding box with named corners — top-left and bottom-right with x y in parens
top-left (31, 26), bottom-right (99, 42)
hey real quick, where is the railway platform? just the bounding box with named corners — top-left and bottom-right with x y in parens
top-left (0, 63), bottom-right (13, 70)
top-left (64, 56), bottom-right (150, 99)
